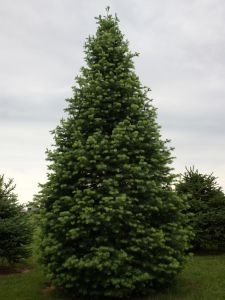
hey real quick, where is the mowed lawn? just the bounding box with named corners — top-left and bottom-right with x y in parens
top-left (1, 254), bottom-right (225, 300)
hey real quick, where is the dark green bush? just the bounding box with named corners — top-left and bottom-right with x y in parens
top-left (0, 175), bottom-right (31, 263)
top-left (176, 167), bottom-right (225, 251)
top-left (39, 11), bottom-right (191, 298)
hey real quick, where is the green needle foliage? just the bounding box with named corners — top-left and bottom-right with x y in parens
top-left (0, 175), bottom-right (31, 264)
top-left (39, 10), bottom-right (191, 298)
top-left (177, 167), bottom-right (225, 251)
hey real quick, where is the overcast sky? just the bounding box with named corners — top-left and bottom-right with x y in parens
top-left (1, 0), bottom-right (225, 203)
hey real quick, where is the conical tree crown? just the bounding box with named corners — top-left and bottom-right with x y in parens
top-left (40, 11), bottom-right (191, 299)
top-left (67, 13), bottom-right (144, 132)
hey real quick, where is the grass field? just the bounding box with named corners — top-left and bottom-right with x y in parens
top-left (0, 254), bottom-right (225, 300)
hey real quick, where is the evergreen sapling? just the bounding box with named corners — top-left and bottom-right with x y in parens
top-left (0, 175), bottom-right (31, 263)
top-left (177, 167), bottom-right (225, 251)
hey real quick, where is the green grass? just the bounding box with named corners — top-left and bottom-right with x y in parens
top-left (146, 254), bottom-right (225, 300)
top-left (0, 258), bottom-right (69, 300)
top-left (0, 254), bottom-right (225, 300)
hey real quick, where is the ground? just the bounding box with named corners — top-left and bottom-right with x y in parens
top-left (0, 254), bottom-right (225, 300)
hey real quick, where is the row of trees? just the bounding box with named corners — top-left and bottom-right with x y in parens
top-left (1, 9), bottom-right (225, 299)
top-left (1, 168), bottom-right (224, 258)
top-left (1, 168), bottom-right (225, 289)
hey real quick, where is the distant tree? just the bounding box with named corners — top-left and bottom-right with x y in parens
top-left (0, 175), bottom-right (31, 263)
top-left (176, 167), bottom-right (225, 251)
top-left (39, 10), bottom-right (191, 298)
top-left (26, 195), bottom-right (42, 261)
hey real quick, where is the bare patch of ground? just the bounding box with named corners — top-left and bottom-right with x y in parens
top-left (0, 265), bottom-right (31, 275)
top-left (42, 284), bottom-right (56, 294)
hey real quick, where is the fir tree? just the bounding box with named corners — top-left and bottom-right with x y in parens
top-left (39, 10), bottom-right (191, 298)
top-left (177, 167), bottom-right (225, 251)
top-left (0, 175), bottom-right (31, 263)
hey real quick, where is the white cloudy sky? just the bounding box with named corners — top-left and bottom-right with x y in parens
top-left (1, 0), bottom-right (225, 203)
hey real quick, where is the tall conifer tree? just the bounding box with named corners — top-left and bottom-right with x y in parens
top-left (39, 10), bottom-right (190, 298)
